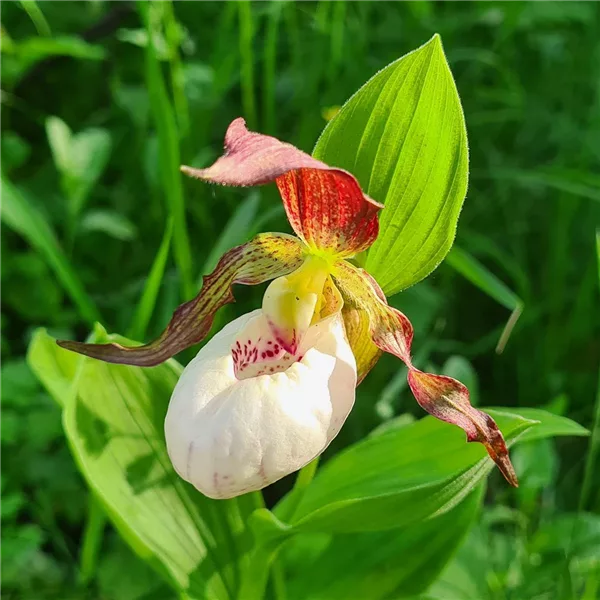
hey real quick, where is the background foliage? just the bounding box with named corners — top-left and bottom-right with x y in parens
top-left (2, 2), bottom-right (599, 599)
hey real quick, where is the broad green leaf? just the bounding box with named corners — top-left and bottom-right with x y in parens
top-left (27, 328), bottom-right (260, 599)
top-left (2, 35), bottom-right (105, 86)
top-left (506, 407), bottom-right (589, 442)
top-left (275, 408), bottom-right (587, 534)
top-left (445, 245), bottom-right (523, 352)
top-left (0, 176), bottom-right (100, 325)
top-left (284, 485), bottom-right (484, 600)
top-left (46, 117), bottom-right (112, 224)
top-left (80, 210), bottom-right (137, 241)
top-left (314, 34), bottom-right (468, 295)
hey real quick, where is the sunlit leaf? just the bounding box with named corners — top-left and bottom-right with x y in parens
top-left (27, 328), bottom-right (260, 599)
top-left (283, 485), bottom-right (484, 600)
top-left (314, 34), bottom-right (468, 295)
top-left (274, 408), bottom-right (587, 534)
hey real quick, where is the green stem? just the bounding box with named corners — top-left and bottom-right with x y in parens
top-left (275, 457), bottom-right (320, 523)
top-left (263, 1), bottom-right (282, 135)
top-left (238, 0), bottom-right (257, 129)
top-left (78, 493), bottom-right (107, 586)
top-left (139, 1), bottom-right (194, 299)
top-left (271, 558), bottom-right (287, 600)
top-left (20, 0), bottom-right (51, 37)
top-left (238, 539), bottom-right (286, 600)
top-left (579, 367), bottom-right (600, 513)
top-left (163, 1), bottom-right (190, 141)
top-left (328, 0), bottom-right (346, 84)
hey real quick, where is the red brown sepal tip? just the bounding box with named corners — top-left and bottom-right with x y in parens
top-left (407, 369), bottom-right (519, 488)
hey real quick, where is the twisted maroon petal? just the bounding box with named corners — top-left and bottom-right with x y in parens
top-left (332, 259), bottom-right (518, 487)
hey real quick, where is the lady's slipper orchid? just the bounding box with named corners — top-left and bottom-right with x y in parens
top-left (58, 118), bottom-right (518, 496)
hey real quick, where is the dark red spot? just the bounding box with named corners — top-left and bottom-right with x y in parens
top-left (266, 350), bottom-right (274, 358)
top-left (261, 352), bottom-right (267, 359)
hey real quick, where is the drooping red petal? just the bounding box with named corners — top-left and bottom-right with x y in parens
top-left (181, 118), bottom-right (382, 257)
top-left (407, 370), bottom-right (517, 486)
top-left (332, 259), bottom-right (518, 487)
top-left (57, 234), bottom-right (304, 366)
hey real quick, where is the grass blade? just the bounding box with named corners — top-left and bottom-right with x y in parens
top-left (139, 2), bottom-right (194, 300)
top-left (19, 0), bottom-right (51, 37)
top-left (578, 229), bottom-right (600, 512)
top-left (478, 167), bottom-right (600, 203)
top-left (77, 493), bottom-right (106, 586)
top-left (198, 191), bottom-right (260, 284)
top-left (445, 245), bottom-right (524, 353)
top-left (263, 1), bottom-right (282, 134)
top-left (238, 0), bottom-right (257, 129)
top-left (163, 1), bottom-right (190, 141)
top-left (1, 175), bottom-right (100, 325)
top-left (128, 218), bottom-right (173, 341)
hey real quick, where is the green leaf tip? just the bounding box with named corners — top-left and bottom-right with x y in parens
top-left (314, 34), bottom-right (469, 296)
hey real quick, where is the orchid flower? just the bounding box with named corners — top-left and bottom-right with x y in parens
top-left (58, 118), bottom-right (518, 498)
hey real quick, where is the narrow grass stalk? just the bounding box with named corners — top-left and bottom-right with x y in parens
top-left (238, 0), bottom-right (257, 129)
top-left (163, 1), bottom-right (190, 141)
top-left (328, 0), bottom-right (346, 83)
top-left (263, 1), bottom-right (282, 135)
top-left (77, 494), bottom-right (107, 586)
top-left (577, 231), bottom-right (600, 512)
top-left (139, 2), bottom-right (194, 299)
top-left (284, 1), bottom-right (301, 74)
top-left (128, 218), bottom-right (173, 341)
top-left (445, 245), bottom-right (524, 352)
top-left (19, 0), bottom-right (51, 36)
top-left (561, 231), bottom-right (600, 598)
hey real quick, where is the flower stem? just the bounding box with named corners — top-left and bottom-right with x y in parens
top-left (77, 493), bottom-right (106, 586)
top-left (276, 456), bottom-right (320, 523)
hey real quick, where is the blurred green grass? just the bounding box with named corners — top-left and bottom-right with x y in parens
top-left (1, 1), bottom-right (599, 599)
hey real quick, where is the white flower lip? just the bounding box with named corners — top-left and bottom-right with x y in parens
top-left (164, 309), bottom-right (357, 499)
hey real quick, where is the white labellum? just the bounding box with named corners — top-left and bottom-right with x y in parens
top-left (164, 309), bottom-right (357, 499)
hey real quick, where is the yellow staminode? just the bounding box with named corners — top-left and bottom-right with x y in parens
top-left (262, 256), bottom-right (333, 352)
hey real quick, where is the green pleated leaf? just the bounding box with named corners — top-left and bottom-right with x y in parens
top-left (283, 485), bottom-right (484, 600)
top-left (275, 408), bottom-right (587, 534)
top-left (27, 328), bottom-right (260, 600)
top-left (313, 34), bottom-right (468, 296)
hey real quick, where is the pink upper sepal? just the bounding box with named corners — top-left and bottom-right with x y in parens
top-left (181, 118), bottom-right (382, 257)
